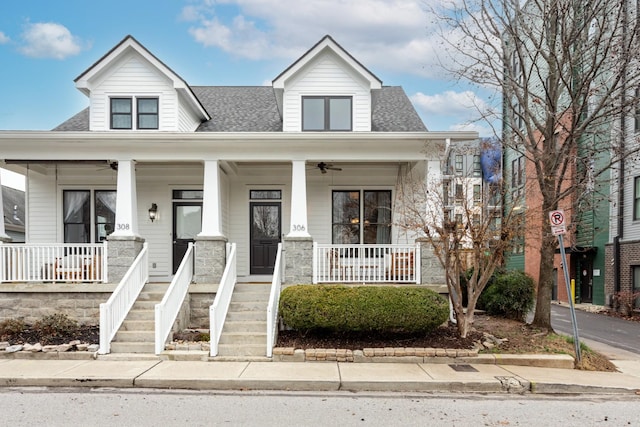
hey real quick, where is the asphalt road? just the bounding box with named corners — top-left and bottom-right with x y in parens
top-left (0, 389), bottom-right (639, 426)
top-left (551, 304), bottom-right (640, 355)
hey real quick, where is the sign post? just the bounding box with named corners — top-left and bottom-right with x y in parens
top-left (549, 210), bottom-right (582, 363)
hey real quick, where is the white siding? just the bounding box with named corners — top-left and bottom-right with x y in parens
top-left (26, 167), bottom-right (57, 243)
top-left (281, 51), bottom-right (372, 132)
top-left (88, 53), bottom-right (180, 131)
top-left (177, 92), bottom-right (202, 132)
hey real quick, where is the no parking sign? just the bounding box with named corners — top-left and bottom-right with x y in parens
top-left (549, 210), bottom-right (566, 235)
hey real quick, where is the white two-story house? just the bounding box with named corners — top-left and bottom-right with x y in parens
top-left (0, 35), bottom-right (477, 355)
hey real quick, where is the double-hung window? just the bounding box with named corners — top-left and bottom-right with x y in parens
top-left (110, 97), bottom-right (158, 130)
top-left (302, 96), bottom-right (352, 131)
top-left (634, 177), bottom-right (640, 220)
top-left (63, 190), bottom-right (116, 243)
top-left (332, 190), bottom-right (391, 244)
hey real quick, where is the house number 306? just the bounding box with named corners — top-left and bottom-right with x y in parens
top-left (116, 223), bottom-right (130, 231)
top-left (291, 225), bottom-right (306, 232)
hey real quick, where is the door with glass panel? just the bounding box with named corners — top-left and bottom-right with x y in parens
top-left (172, 201), bottom-right (202, 274)
top-left (250, 202), bottom-right (281, 275)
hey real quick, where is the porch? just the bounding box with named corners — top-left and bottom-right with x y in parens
top-left (313, 243), bottom-right (419, 284)
top-left (0, 243), bottom-right (107, 283)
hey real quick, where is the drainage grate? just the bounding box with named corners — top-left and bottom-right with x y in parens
top-left (449, 364), bottom-right (478, 372)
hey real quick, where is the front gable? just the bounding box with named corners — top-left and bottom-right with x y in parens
top-left (273, 35), bottom-right (382, 132)
top-left (74, 36), bottom-right (209, 132)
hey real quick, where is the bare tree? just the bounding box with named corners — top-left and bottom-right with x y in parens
top-left (397, 142), bottom-right (521, 338)
top-left (430, 0), bottom-right (640, 329)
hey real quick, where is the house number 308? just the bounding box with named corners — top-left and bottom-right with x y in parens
top-left (291, 225), bottom-right (306, 232)
top-left (116, 223), bottom-right (130, 231)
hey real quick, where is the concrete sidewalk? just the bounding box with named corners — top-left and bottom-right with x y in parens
top-left (0, 356), bottom-right (638, 394)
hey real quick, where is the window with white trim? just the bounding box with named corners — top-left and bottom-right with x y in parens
top-left (63, 190), bottom-right (116, 243)
top-left (110, 97), bottom-right (158, 130)
top-left (302, 96), bottom-right (352, 131)
top-left (332, 190), bottom-right (391, 244)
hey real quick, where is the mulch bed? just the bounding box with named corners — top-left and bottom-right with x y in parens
top-left (277, 324), bottom-right (483, 350)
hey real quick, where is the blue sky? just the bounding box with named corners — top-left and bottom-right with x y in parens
top-left (0, 0), bottom-right (494, 189)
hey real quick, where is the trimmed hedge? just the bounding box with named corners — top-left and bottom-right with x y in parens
top-left (279, 285), bottom-right (449, 334)
top-left (478, 270), bottom-right (535, 320)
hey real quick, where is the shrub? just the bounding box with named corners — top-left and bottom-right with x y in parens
top-left (478, 270), bottom-right (535, 320)
top-left (612, 290), bottom-right (640, 315)
top-left (33, 313), bottom-right (80, 344)
top-left (279, 285), bottom-right (449, 334)
top-left (0, 318), bottom-right (26, 340)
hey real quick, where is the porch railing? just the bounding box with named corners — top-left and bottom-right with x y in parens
top-left (0, 242), bottom-right (107, 283)
top-left (266, 243), bottom-right (283, 357)
top-left (209, 243), bottom-right (237, 357)
top-left (155, 242), bottom-right (194, 355)
top-left (99, 242), bottom-right (149, 354)
top-left (313, 243), bottom-right (420, 284)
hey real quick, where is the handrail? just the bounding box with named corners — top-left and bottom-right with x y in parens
top-left (0, 242), bottom-right (107, 283)
top-left (154, 242), bottom-right (194, 354)
top-left (266, 243), bottom-right (283, 357)
top-left (209, 243), bottom-right (237, 357)
top-left (98, 242), bottom-right (149, 354)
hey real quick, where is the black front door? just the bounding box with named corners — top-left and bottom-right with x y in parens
top-left (580, 258), bottom-right (593, 303)
top-left (250, 202), bottom-right (281, 275)
top-left (173, 202), bottom-right (202, 274)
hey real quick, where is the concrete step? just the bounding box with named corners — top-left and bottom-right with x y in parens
top-left (109, 341), bottom-right (156, 354)
top-left (234, 283), bottom-right (271, 292)
top-left (222, 320), bottom-right (267, 333)
top-left (216, 343), bottom-right (267, 357)
top-left (229, 301), bottom-right (268, 312)
top-left (132, 300), bottom-right (159, 310)
top-left (218, 332), bottom-right (267, 345)
top-left (114, 330), bottom-right (155, 342)
top-left (124, 309), bottom-right (155, 321)
top-left (135, 291), bottom-right (166, 301)
top-left (231, 291), bottom-right (272, 302)
top-left (212, 355), bottom-right (272, 362)
top-left (225, 310), bottom-right (265, 321)
top-left (121, 319), bottom-right (155, 331)
top-left (141, 283), bottom-right (170, 292)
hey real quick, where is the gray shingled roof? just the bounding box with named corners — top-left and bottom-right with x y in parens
top-left (53, 85), bottom-right (426, 132)
top-left (193, 86), bottom-right (282, 132)
top-left (52, 108), bottom-right (89, 131)
top-left (372, 87), bottom-right (427, 132)
top-left (2, 186), bottom-right (25, 228)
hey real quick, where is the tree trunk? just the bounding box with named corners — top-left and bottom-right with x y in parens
top-left (532, 228), bottom-right (556, 330)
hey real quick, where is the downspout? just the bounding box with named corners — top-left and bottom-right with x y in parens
top-left (614, 0), bottom-right (629, 296)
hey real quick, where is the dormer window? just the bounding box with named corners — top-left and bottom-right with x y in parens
top-left (111, 98), bottom-right (132, 129)
top-left (302, 96), bottom-right (352, 131)
top-left (137, 98), bottom-right (159, 129)
top-left (110, 97), bottom-right (158, 130)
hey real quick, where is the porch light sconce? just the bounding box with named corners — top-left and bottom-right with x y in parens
top-left (148, 203), bottom-right (158, 222)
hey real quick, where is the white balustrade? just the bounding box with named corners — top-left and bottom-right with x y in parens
top-left (266, 243), bottom-right (283, 357)
top-left (209, 243), bottom-right (237, 357)
top-left (155, 243), bottom-right (194, 354)
top-left (99, 243), bottom-right (149, 354)
top-left (0, 243), bottom-right (107, 283)
top-left (313, 243), bottom-right (420, 284)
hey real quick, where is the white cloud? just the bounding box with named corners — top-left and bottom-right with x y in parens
top-left (181, 0), bottom-right (449, 78)
top-left (19, 23), bottom-right (84, 59)
top-left (411, 90), bottom-right (498, 137)
top-left (411, 90), bottom-right (490, 116)
top-left (0, 31), bottom-right (9, 44)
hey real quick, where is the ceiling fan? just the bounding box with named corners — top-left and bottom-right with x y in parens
top-left (316, 162), bottom-right (342, 174)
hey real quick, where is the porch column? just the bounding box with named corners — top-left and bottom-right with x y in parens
top-left (0, 171), bottom-right (11, 242)
top-left (287, 160), bottom-right (310, 238)
top-left (284, 160), bottom-right (313, 284)
top-left (195, 159), bottom-right (227, 284)
top-left (107, 160), bottom-right (144, 283)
